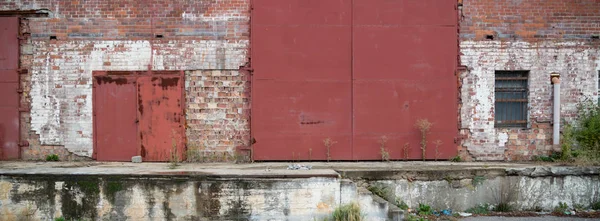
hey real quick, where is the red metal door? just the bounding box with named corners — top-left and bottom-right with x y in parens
top-left (251, 1), bottom-right (458, 160)
top-left (137, 74), bottom-right (185, 162)
top-left (352, 0), bottom-right (458, 160)
top-left (0, 17), bottom-right (20, 160)
top-left (93, 76), bottom-right (139, 161)
top-left (252, 0), bottom-right (353, 160)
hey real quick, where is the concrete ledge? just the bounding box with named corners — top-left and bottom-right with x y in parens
top-left (506, 166), bottom-right (600, 177)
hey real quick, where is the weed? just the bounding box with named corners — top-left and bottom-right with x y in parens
top-left (491, 179), bottom-right (517, 213)
top-left (574, 203), bottom-right (586, 211)
top-left (185, 142), bottom-right (204, 163)
top-left (472, 176), bottom-right (486, 187)
top-left (323, 138), bottom-right (337, 162)
top-left (564, 98), bottom-right (600, 164)
top-left (46, 154), bottom-right (59, 161)
top-left (323, 202), bottom-right (363, 221)
top-left (403, 143), bottom-right (411, 161)
top-left (532, 152), bottom-right (562, 162)
top-left (591, 201), bottom-right (600, 210)
top-left (450, 155), bottom-right (462, 162)
top-left (405, 214), bottom-right (428, 221)
top-left (465, 203), bottom-right (490, 215)
top-left (415, 119), bottom-right (433, 161)
top-left (494, 202), bottom-right (512, 212)
top-left (417, 203), bottom-right (433, 216)
top-left (379, 136), bottom-right (390, 162)
top-left (395, 198), bottom-right (409, 210)
top-left (444, 176), bottom-right (453, 183)
top-left (432, 140), bottom-right (442, 161)
top-left (561, 124), bottom-right (575, 162)
top-left (367, 183), bottom-right (390, 201)
top-left (55, 218), bottom-right (66, 221)
top-left (553, 202), bottom-right (569, 214)
top-left (168, 131), bottom-right (180, 169)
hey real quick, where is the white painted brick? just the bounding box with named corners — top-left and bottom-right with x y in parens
top-left (30, 40), bottom-right (248, 157)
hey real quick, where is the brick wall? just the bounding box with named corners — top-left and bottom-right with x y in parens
top-left (1, 0), bottom-right (250, 160)
top-left (459, 0), bottom-right (600, 160)
top-left (185, 70), bottom-right (250, 161)
top-left (460, 0), bottom-right (600, 40)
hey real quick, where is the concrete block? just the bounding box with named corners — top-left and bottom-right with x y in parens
top-left (132, 156), bottom-right (142, 163)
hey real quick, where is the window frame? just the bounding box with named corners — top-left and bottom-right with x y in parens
top-left (494, 70), bottom-right (530, 128)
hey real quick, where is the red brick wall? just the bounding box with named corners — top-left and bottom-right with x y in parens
top-left (460, 0), bottom-right (600, 40)
top-left (1, 0), bottom-right (250, 161)
top-left (1, 0), bottom-right (249, 40)
top-left (458, 0), bottom-right (600, 161)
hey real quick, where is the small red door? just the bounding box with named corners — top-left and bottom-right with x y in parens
top-left (0, 17), bottom-right (20, 160)
top-left (94, 76), bottom-right (139, 161)
top-left (137, 75), bottom-right (185, 162)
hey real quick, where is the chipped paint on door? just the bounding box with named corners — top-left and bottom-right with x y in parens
top-left (137, 75), bottom-right (185, 162)
top-left (93, 76), bottom-right (139, 161)
top-left (93, 71), bottom-right (185, 162)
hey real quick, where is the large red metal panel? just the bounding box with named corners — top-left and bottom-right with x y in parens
top-left (252, 0), bottom-right (458, 160)
top-left (352, 1), bottom-right (458, 160)
top-left (252, 0), bottom-right (353, 160)
top-left (137, 75), bottom-right (185, 162)
top-left (0, 17), bottom-right (19, 70)
top-left (0, 98), bottom-right (19, 160)
top-left (94, 76), bottom-right (139, 161)
top-left (0, 17), bottom-right (19, 160)
top-left (252, 81), bottom-right (352, 160)
top-left (253, 0), bottom-right (352, 81)
top-left (353, 0), bottom-right (456, 26)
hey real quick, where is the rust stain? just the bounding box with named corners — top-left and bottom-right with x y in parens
top-left (138, 85), bottom-right (144, 116)
top-left (300, 120), bottom-right (324, 125)
top-left (140, 145), bottom-right (146, 157)
top-left (95, 76), bottom-right (128, 85)
top-left (152, 77), bottom-right (180, 90)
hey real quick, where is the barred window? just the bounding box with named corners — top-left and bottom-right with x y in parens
top-left (495, 71), bottom-right (529, 128)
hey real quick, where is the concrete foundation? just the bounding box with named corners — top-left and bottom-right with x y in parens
top-left (0, 162), bottom-right (598, 220)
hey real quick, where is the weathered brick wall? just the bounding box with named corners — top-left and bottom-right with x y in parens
top-left (1, 1), bottom-right (250, 160)
top-left (459, 0), bottom-right (600, 161)
top-left (460, 0), bottom-right (600, 40)
top-left (185, 70), bottom-right (250, 161)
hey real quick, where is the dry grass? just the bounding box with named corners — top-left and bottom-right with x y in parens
top-left (415, 119), bottom-right (433, 161)
top-left (323, 138), bottom-right (337, 162)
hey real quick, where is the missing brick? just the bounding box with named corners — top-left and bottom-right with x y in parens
top-left (485, 35), bottom-right (494, 40)
top-left (155, 34), bottom-right (164, 38)
top-left (592, 35), bottom-right (599, 40)
top-left (49, 35), bottom-right (57, 40)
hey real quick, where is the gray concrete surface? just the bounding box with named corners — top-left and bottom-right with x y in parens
top-left (0, 161), bottom-right (570, 176)
top-left (462, 216), bottom-right (598, 221)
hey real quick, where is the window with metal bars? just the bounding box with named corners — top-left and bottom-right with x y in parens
top-left (495, 71), bottom-right (529, 128)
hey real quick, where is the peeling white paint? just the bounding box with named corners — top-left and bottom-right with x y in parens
top-left (460, 40), bottom-right (600, 160)
top-left (30, 40), bottom-right (248, 157)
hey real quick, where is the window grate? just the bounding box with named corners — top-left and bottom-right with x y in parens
top-left (495, 71), bottom-right (529, 128)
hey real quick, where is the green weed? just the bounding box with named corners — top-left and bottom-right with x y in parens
top-left (46, 154), bottom-right (59, 161)
top-left (465, 203), bottom-right (490, 215)
top-left (417, 203), bottom-right (433, 216)
top-left (322, 203), bottom-right (363, 221)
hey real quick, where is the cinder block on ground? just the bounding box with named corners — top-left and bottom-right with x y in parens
top-left (132, 156), bottom-right (142, 163)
